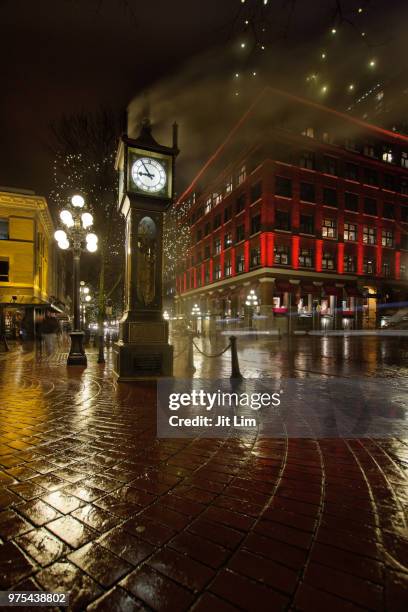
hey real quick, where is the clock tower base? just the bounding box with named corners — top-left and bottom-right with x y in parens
top-left (113, 320), bottom-right (173, 380)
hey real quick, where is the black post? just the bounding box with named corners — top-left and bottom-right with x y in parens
top-left (67, 250), bottom-right (87, 366)
top-left (229, 335), bottom-right (243, 380)
top-left (186, 331), bottom-right (196, 375)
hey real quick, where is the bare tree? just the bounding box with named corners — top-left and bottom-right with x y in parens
top-left (50, 109), bottom-right (124, 362)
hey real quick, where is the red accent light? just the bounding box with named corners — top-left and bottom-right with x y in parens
top-left (357, 243), bottom-right (364, 274)
top-left (244, 240), bottom-right (250, 272)
top-left (260, 234), bottom-right (267, 266)
top-left (315, 239), bottom-right (322, 272)
top-left (337, 243), bottom-right (344, 274)
top-left (292, 236), bottom-right (300, 270)
top-left (395, 251), bottom-right (401, 279)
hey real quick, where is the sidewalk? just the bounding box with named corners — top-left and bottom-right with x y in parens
top-left (0, 344), bottom-right (407, 610)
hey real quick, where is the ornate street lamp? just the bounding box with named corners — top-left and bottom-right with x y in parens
top-left (54, 195), bottom-right (98, 366)
top-left (245, 289), bottom-right (258, 329)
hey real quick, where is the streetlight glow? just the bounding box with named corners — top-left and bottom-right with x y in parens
top-left (71, 194), bottom-right (85, 208)
top-left (81, 212), bottom-right (93, 228)
top-left (60, 210), bottom-right (74, 226)
top-left (54, 229), bottom-right (67, 242)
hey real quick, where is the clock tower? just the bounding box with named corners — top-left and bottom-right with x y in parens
top-left (113, 119), bottom-right (179, 380)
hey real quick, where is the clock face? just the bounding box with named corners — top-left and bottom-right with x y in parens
top-left (131, 157), bottom-right (167, 193)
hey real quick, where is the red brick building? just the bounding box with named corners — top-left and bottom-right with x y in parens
top-left (175, 89), bottom-right (408, 333)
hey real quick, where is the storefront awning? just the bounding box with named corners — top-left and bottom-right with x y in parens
top-left (324, 285), bottom-right (344, 298)
top-left (345, 286), bottom-right (364, 298)
top-left (301, 283), bottom-right (321, 296)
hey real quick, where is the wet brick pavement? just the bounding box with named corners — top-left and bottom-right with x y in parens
top-left (0, 337), bottom-right (407, 611)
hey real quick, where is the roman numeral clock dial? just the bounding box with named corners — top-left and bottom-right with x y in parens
top-left (131, 157), bottom-right (167, 194)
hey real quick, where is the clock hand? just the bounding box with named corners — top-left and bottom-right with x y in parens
top-left (138, 172), bottom-right (155, 178)
top-left (141, 160), bottom-right (154, 179)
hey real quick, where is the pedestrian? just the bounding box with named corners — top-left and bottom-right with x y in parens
top-left (41, 311), bottom-right (59, 355)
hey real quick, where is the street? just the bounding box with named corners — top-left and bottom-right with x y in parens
top-left (0, 338), bottom-right (407, 610)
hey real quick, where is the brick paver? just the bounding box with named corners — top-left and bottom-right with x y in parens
top-left (0, 340), bottom-right (407, 610)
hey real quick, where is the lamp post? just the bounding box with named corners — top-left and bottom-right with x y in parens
top-left (245, 289), bottom-right (258, 330)
top-left (54, 195), bottom-right (98, 366)
top-left (79, 282), bottom-right (92, 344)
top-left (191, 303), bottom-right (201, 334)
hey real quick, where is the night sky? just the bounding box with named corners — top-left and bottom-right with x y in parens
top-left (0, 0), bottom-right (407, 199)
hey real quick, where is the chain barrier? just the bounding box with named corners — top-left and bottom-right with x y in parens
top-left (192, 340), bottom-right (231, 358)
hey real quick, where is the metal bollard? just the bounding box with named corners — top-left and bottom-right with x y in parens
top-left (186, 331), bottom-right (196, 375)
top-left (229, 335), bottom-right (243, 380)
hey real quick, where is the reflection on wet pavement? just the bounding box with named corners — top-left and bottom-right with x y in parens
top-left (0, 338), bottom-right (406, 610)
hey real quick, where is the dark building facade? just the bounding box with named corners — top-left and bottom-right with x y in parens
top-left (175, 90), bottom-right (408, 333)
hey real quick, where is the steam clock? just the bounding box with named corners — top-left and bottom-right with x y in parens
top-left (113, 119), bottom-right (179, 380)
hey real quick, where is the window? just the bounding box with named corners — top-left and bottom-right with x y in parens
top-left (401, 206), bottom-right (408, 222)
top-left (345, 163), bottom-right (358, 181)
top-left (300, 182), bottom-right (315, 202)
top-left (275, 210), bottom-right (291, 231)
top-left (204, 245), bottom-right (210, 259)
top-left (363, 226), bottom-right (376, 245)
top-left (363, 258), bottom-right (375, 274)
top-left (250, 248), bottom-right (261, 268)
top-left (236, 253), bottom-right (245, 273)
top-left (224, 206), bottom-right (232, 222)
top-left (214, 193), bottom-right (222, 205)
top-left (251, 214), bottom-right (261, 234)
top-left (364, 144), bottom-right (376, 158)
top-left (383, 203), bottom-right (395, 219)
top-left (274, 244), bottom-right (290, 265)
top-left (0, 219), bottom-right (9, 240)
top-left (224, 232), bottom-right (233, 249)
top-left (322, 218), bottom-right (337, 238)
top-left (382, 149), bottom-right (393, 163)
top-left (345, 192), bottom-right (359, 212)
top-left (196, 229), bottom-right (202, 242)
top-left (225, 177), bottom-right (233, 194)
top-left (323, 156), bottom-right (338, 175)
top-left (364, 168), bottom-right (378, 186)
top-left (383, 173), bottom-right (395, 191)
top-left (400, 178), bottom-right (408, 195)
top-left (402, 152), bottom-right (408, 169)
top-left (236, 193), bottom-right (246, 213)
top-left (205, 197), bottom-right (212, 214)
top-left (344, 222), bottom-right (357, 241)
top-left (275, 176), bottom-right (292, 197)
top-left (214, 237), bottom-right (221, 254)
top-left (382, 229), bottom-right (394, 247)
top-left (237, 164), bottom-right (246, 185)
top-left (302, 127), bottom-right (315, 138)
top-left (236, 224), bottom-right (245, 242)
top-left (0, 259), bottom-right (9, 281)
top-left (204, 222), bottom-right (210, 236)
top-left (213, 214), bottom-right (221, 230)
top-left (196, 270), bottom-right (202, 287)
top-left (401, 264), bottom-right (407, 277)
top-left (196, 251), bottom-right (202, 264)
top-left (323, 188), bottom-right (337, 207)
top-left (300, 214), bottom-right (314, 235)
top-left (250, 181), bottom-right (262, 202)
top-left (382, 261), bottom-right (391, 277)
top-left (344, 254), bottom-right (356, 273)
top-left (214, 264), bottom-right (222, 280)
top-left (205, 266), bottom-right (210, 283)
top-left (224, 259), bottom-right (232, 277)
top-left (345, 139), bottom-right (357, 151)
top-left (299, 151), bottom-right (315, 170)
top-left (299, 248), bottom-right (313, 268)
top-left (322, 252), bottom-right (335, 270)
top-left (322, 132), bottom-right (332, 144)
top-left (364, 198), bottom-right (377, 216)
